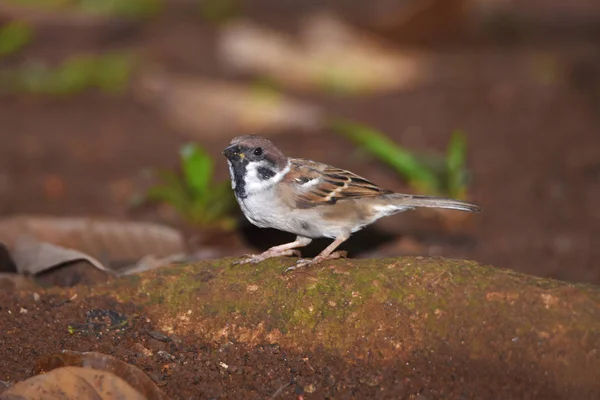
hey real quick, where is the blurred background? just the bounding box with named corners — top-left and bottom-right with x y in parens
top-left (0, 0), bottom-right (599, 284)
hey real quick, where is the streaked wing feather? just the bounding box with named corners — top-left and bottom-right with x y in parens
top-left (287, 159), bottom-right (392, 209)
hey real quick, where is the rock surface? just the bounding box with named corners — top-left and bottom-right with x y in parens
top-left (3, 256), bottom-right (600, 398)
top-left (96, 256), bottom-right (600, 396)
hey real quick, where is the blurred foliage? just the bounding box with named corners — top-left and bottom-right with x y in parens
top-left (331, 120), bottom-right (471, 199)
top-left (0, 52), bottom-right (136, 95)
top-left (6, 0), bottom-right (161, 17)
top-left (318, 66), bottom-right (366, 96)
top-left (146, 143), bottom-right (237, 231)
top-left (530, 54), bottom-right (560, 86)
top-left (198, 0), bottom-right (240, 24)
top-left (0, 21), bottom-right (33, 57)
top-left (250, 77), bottom-right (282, 105)
top-left (444, 130), bottom-right (469, 200)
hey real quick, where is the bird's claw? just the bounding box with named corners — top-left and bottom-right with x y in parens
top-left (284, 259), bottom-right (307, 273)
top-left (232, 258), bottom-right (253, 266)
top-left (284, 251), bottom-right (347, 273)
top-left (233, 249), bottom-right (302, 266)
top-left (232, 254), bottom-right (258, 265)
top-left (288, 250), bottom-right (302, 258)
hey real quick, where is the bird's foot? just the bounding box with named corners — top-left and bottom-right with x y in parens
top-left (284, 251), bottom-right (347, 273)
top-left (233, 249), bottom-right (302, 265)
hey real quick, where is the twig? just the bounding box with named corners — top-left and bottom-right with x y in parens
top-left (270, 380), bottom-right (293, 400)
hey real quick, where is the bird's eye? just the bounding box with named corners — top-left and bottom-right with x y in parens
top-left (253, 147), bottom-right (263, 157)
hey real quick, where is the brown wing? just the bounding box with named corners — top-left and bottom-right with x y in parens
top-left (285, 158), bottom-right (392, 209)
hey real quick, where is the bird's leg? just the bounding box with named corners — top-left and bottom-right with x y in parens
top-left (286, 233), bottom-right (350, 272)
top-left (234, 236), bottom-right (312, 265)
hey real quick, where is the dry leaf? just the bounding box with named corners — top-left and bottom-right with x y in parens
top-left (358, 0), bottom-right (470, 44)
top-left (0, 366), bottom-right (147, 400)
top-left (132, 69), bottom-right (323, 138)
top-left (11, 235), bottom-right (113, 276)
top-left (0, 216), bottom-right (186, 276)
top-left (33, 260), bottom-right (112, 288)
top-left (32, 351), bottom-right (168, 400)
top-left (0, 242), bottom-right (16, 273)
top-left (219, 13), bottom-right (426, 94)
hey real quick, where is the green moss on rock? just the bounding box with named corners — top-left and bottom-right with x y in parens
top-left (86, 256), bottom-right (600, 391)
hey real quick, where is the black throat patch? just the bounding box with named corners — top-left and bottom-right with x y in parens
top-left (228, 158), bottom-right (279, 199)
top-left (229, 159), bottom-right (249, 199)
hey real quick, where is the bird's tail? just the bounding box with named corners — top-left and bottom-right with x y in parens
top-left (386, 194), bottom-right (481, 213)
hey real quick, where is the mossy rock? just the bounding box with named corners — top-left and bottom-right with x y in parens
top-left (73, 256), bottom-right (600, 396)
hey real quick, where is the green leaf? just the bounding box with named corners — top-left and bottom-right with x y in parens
top-left (94, 52), bottom-right (136, 93)
top-left (145, 169), bottom-right (191, 212)
top-left (446, 130), bottom-right (468, 199)
top-left (330, 119), bottom-right (440, 194)
top-left (203, 182), bottom-right (236, 221)
top-left (199, 0), bottom-right (240, 24)
top-left (180, 143), bottom-right (212, 198)
top-left (144, 145), bottom-right (237, 230)
top-left (0, 21), bottom-right (33, 57)
top-left (145, 185), bottom-right (188, 215)
top-left (446, 130), bottom-right (467, 174)
top-left (6, 51), bottom-right (135, 95)
top-left (52, 55), bottom-right (97, 95)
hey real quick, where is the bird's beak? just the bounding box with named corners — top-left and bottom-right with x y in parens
top-left (222, 144), bottom-right (242, 160)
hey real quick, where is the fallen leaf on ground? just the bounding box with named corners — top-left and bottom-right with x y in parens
top-left (32, 350), bottom-right (168, 400)
top-left (356, 0), bottom-right (470, 44)
top-left (218, 13), bottom-right (426, 94)
top-left (0, 242), bottom-right (16, 273)
top-left (34, 259), bottom-right (111, 287)
top-left (0, 216), bottom-right (186, 279)
top-left (132, 69), bottom-right (323, 138)
top-left (11, 235), bottom-right (112, 276)
top-left (0, 366), bottom-right (148, 400)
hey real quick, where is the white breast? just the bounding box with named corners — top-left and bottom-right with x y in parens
top-left (235, 162), bottom-right (327, 237)
top-left (238, 188), bottom-right (283, 229)
top-left (236, 161), bottom-right (290, 229)
top-left (238, 187), bottom-right (351, 239)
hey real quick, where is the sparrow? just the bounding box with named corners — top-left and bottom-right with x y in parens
top-left (223, 135), bottom-right (481, 272)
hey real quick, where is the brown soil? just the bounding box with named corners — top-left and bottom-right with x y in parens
top-left (1, 2), bottom-right (600, 398)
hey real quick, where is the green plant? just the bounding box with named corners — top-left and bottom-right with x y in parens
top-left (444, 129), bottom-right (469, 200)
top-left (2, 51), bottom-right (135, 95)
top-left (78, 0), bottom-right (162, 18)
top-left (0, 21), bottom-right (33, 57)
top-left (198, 0), bottom-right (239, 24)
top-left (6, 0), bottom-right (161, 18)
top-left (146, 143), bottom-right (237, 230)
top-left (331, 119), bottom-right (471, 199)
top-left (317, 65), bottom-right (367, 96)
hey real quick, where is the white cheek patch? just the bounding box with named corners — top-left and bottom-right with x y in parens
top-left (245, 161), bottom-right (290, 195)
top-left (226, 160), bottom-right (236, 189)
